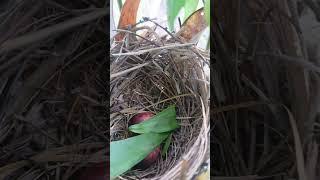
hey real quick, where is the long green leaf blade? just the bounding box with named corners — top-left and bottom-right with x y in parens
top-left (128, 105), bottom-right (179, 134)
top-left (204, 0), bottom-right (210, 25)
top-left (183, 0), bottom-right (199, 22)
top-left (161, 133), bottom-right (172, 156)
top-left (167, 0), bottom-right (186, 31)
top-left (110, 133), bottom-right (169, 178)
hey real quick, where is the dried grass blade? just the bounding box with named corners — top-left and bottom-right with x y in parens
top-left (110, 63), bottom-right (149, 79)
top-left (111, 43), bottom-right (195, 56)
top-left (0, 9), bottom-right (107, 53)
top-left (256, 53), bottom-right (320, 74)
top-left (212, 101), bottom-right (270, 114)
top-left (282, 105), bottom-right (307, 180)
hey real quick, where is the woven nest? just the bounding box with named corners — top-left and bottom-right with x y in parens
top-left (110, 28), bottom-right (210, 179)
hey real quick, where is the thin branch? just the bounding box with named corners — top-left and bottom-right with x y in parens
top-left (110, 63), bottom-right (149, 78)
top-left (111, 43), bottom-right (195, 56)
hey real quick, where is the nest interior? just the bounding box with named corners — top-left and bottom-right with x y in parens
top-left (110, 34), bottom-right (210, 179)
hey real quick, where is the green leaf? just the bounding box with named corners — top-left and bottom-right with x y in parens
top-left (206, 35), bottom-right (210, 50)
top-left (183, 0), bottom-right (199, 22)
top-left (204, 0), bottom-right (210, 25)
top-left (110, 133), bottom-right (169, 178)
top-left (161, 133), bottom-right (172, 156)
top-left (129, 105), bottom-right (179, 134)
top-left (167, 0), bottom-right (186, 31)
top-left (117, 0), bottom-right (122, 11)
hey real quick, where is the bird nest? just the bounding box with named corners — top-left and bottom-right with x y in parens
top-left (110, 29), bottom-right (210, 179)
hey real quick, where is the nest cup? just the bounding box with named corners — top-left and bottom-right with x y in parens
top-left (110, 30), bottom-right (210, 179)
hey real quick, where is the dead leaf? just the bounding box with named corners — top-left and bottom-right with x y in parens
top-left (176, 8), bottom-right (208, 42)
top-left (115, 0), bottom-right (141, 41)
top-left (282, 105), bottom-right (307, 180)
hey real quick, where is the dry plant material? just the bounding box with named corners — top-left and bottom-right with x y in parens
top-left (0, 1), bottom-right (108, 179)
top-left (213, 0), bottom-right (320, 179)
top-left (0, 9), bottom-right (107, 53)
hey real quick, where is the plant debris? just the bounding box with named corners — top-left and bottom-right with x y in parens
top-left (0, 1), bottom-right (107, 179)
top-left (212, 0), bottom-right (320, 179)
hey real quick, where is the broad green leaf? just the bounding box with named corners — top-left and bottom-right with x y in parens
top-left (110, 133), bottom-right (169, 178)
top-left (129, 105), bottom-right (179, 134)
top-left (167, 0), bottom-right (186, 31)
top-left (204, 0), bottom-right (210, 25)
top-left (183, 0), bottom-right (199, 23)
top-left (161, 133), bottom-right (172, 156)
